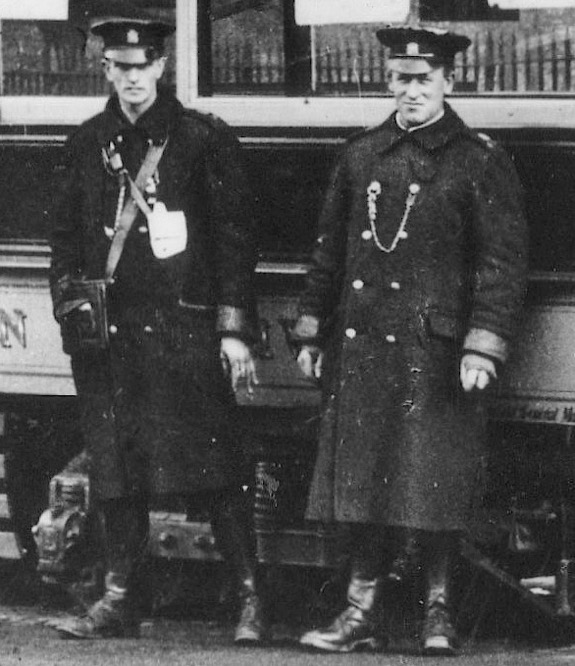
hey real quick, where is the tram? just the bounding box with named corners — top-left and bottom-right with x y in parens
top-left (0, 0), bottom-right (575, 624)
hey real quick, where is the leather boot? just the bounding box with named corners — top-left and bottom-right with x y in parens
top-left (421, 534), bottom-right (458, 656)
top-left (55, 572), bottom-right (140, 639)
top-left (299, 575), bottom-right (386, 652)
top-left (300, 538), bottom-right (387, 653)
top-left (210, 491), bottom-right (266, 645)
top-left (54, 498), bottom-right (145, 640)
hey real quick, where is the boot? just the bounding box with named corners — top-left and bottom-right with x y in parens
top-left (234, 574), bottom-right (264, 644)
top-left (210, 491), bottom-right (266, 645)
top-left (55, 572), bottom-right (140, 639)
top-left (421, 534), bottom-right (458, 656)
top-left (54, 498), bottom-right (146, 640)
top-left (299, 574), bottom-right (386, 652)
top-left (300, 535), bottom-right (387, 654)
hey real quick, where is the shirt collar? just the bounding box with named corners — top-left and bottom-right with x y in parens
top-left (375, 103), bottom-right (470, 155)
top-left (102, 85), bottom-right (181, 145)
top-left (395, 108), bottom-right (445, 133)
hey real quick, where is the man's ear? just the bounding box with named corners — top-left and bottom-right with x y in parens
top-left (443, 69), bottom-right (455, 95)
top-left (102, 59), bottom-right (113, 82)
top-left (153, 56), bottom-right (167, 80)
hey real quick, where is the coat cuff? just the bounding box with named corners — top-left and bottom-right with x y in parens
top-left (463, 328), bottom-right (509, 364)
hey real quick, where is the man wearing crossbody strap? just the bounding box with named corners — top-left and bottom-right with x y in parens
top-left (49, 2), bottom-right (265, 642)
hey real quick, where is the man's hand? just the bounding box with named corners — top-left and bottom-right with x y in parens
top-left (460, 353), bottom-right (497, 392)
top-left (297, 345), bottom-right (323, 381)
top-left (220, 336), bottom-right (258, 394)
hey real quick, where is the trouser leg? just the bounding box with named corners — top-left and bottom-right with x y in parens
top-left (54, 496), bottom-right (148, 640)
top-left (209, 488), bottom-right (266, 644)
top-left (101, 496), bottom-right (149, 584)
top-left (348, 530), bottom-right (384, 611)
top-left (385, 526), bottom-right (424, 585)
top-left (421, 531), bottom-right (459, 656)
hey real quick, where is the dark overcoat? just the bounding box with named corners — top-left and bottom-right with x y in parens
top-left (49, 88), bottom-right (257, 500)
top-left (297, 105), bottom-right (528, 532)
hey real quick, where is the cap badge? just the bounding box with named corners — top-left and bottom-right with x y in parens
top-left (406, 42), bottom-right (419, 56)
top-left (127, 29), bottom-right (140, 44)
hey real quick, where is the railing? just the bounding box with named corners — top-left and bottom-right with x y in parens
top-left (458, 24), bottom-right (575, 93)
top-left (3, 24), bottom-right (575, 96)
top-left (312, 23), bottom-right (575, 94)
top-left (212, 36), bottom-right (285, 93)
top-left (3, 70), bottom-right (109, 96)
top-left (213, 22), bottom-right (575, 95)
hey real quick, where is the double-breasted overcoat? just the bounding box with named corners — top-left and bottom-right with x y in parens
top-left (295, 104), bottom-right (528, 532)
top-left (49, 87), bottom-right (257, 500)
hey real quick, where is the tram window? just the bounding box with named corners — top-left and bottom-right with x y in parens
top-left (206, 2), bottom-right (575, 96)
top-left (211, 0), bottom-right (287, 94)
top-left (1, 2), bottom-right (574, 98)
top-left (0, 3), bottom-right (176, 97)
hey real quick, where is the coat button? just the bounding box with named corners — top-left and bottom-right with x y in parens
top-left (361, 230), bottom-right (373, 240)
top-left (345, 328), bottom-right (357, 339)
top-left (352, 279), bottom-right (364, 290)
top-left (144, 325), bottom-right (153, 334)
top-left (138, 226), bottom-right (148, 233)
top-left (385, 334), bottom-right (396, 343)
top-left (390, 281), bottom-right (400, 290)
top-left (398, 230), bottom-right (408, 239)
top-left (109, 324), bottom-right (118, 335)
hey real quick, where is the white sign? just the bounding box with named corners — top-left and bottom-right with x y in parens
top-left (0, 0), bottom-right (68, 20)
top-left (488, 0), bottom-right (575, 7)
top-left (295, 0), bottom-right (409, 25)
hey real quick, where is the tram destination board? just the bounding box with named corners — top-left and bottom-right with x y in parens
top-left (491, 301), bottom-right (575, 426)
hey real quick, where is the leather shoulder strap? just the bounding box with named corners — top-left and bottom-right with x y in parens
top-left (105, 140), bottom-right (167, 282)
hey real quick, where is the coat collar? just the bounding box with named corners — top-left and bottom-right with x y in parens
top-left (376, 103), bottom-right (471, 154)
top-left (96, 85), bottom-right (183, 148)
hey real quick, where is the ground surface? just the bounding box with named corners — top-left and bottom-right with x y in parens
top-left (0, 560), bottom-right (573, 665)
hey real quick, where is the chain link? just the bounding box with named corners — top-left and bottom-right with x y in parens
top-left (366, 181), bottom-right (420, 253)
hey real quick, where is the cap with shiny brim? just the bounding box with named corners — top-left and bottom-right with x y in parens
top-left (91, 16), bottom-right (174, 50)
top-left (377, 26), bottom-right (470, 63)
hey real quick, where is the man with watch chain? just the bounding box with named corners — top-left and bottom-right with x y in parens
top-left (291, 25), bottom-right (529, 656)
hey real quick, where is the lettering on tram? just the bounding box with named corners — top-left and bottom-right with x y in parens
top-left (0, 308), bottom-right (27, 349)
top-left (490, 403), bottom-right (563, 424)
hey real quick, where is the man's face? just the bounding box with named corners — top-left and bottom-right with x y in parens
top-left (103, 48), bottom-right (166, 116)
top-left (388, 62), bottom-right (454, 128)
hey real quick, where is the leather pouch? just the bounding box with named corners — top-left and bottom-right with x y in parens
top-left (56, 279), bottom-right (109, 353)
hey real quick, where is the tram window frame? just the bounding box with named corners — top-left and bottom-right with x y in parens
top-left (182, 1), bottom-right (575, 129)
